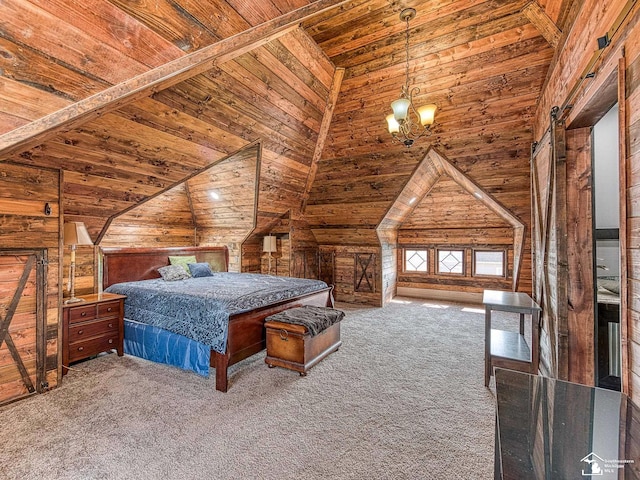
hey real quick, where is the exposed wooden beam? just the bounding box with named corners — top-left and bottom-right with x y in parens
top-left (522, 1), bottom-right (562, 48)
top-left (183, 181), bottom-right (199, 244)
top-left (300, 67), bottom-right (345, 214)
top-left (432, 150), bottom-right (523, 229)
top-left (0, 0), bottom-right (350, 161)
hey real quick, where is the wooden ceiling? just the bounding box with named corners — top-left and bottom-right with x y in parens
top-left (0, 0), bottom-right (576, 243)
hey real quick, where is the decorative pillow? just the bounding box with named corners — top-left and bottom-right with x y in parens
top-left (188, 262), bottom-right (213, 278)
top-left (158, 264), bottom-right (191, 281)
top-left (169, 255), bottom-right (197, 275)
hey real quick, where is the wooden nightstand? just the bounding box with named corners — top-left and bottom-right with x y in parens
top-left (62, 293), bottom-right (126, 376)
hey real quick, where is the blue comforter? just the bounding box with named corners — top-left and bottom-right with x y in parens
top-left (104, 273), bottom-right (328, 354)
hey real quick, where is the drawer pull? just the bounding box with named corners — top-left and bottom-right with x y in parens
top-left (107, 307), bottom-right (112, 312)
top-left (77, 346), bottom-right (84, 352)
top-left (108, 323), bottom-right (113, 328)
top-left (81, 312), bottom-right (86, 317)
top-left (78, 330), bottom-right (83, 335)
top-left (279, 329), bottom-right (289, 341)
top-left (108, 339), bottom-right (113, 344)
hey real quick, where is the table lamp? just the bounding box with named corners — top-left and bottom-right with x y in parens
top-left (64, 222), bottom-right (93, 304)
top-left (263, 235), bottom-right (277, 275)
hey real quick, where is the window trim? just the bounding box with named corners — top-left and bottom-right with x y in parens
top-left (436, 248), bottom-right (465, 276)
top-left (402, 248), bottom-right (429, 274)
top-left (472, 249), bottom-right (506, 278)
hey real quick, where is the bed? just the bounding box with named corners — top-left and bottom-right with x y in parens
top-left (101, 246), bottom-right (333, 392)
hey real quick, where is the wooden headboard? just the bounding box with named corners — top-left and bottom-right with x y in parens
top-left (101, 246), bottom-right (229, 289)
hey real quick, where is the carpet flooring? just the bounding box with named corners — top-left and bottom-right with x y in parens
top-left (0, 297), bottom-right (509, 480)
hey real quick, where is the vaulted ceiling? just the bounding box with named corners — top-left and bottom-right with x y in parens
top-left (0, 0), bottom-right (577, 242)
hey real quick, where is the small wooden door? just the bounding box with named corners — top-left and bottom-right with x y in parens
top-left (319, 250), bottom-right (335, 286)
top-left (0, 249), bottom-right (47, 404)
top-left (291, 249), bottom-right (319, 279)
top-left (354, 253), bottom-right (376, 293)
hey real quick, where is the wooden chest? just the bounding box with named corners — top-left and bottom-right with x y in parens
top-left (265, 319), bottom-right (342, 375)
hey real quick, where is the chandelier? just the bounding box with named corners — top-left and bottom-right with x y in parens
top-left (386, 8), bottom-right (437, 147)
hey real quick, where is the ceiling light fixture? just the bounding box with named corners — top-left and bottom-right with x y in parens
top-left (386, 8), bottom-right (437, 148)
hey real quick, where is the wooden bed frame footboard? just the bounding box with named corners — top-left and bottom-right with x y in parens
top-left (100, 246), bottom-right (333, 392)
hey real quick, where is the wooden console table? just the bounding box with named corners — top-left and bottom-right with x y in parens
top-left (483, 290), bottom-right (541, 387)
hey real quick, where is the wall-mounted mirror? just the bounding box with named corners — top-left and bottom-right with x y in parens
top-left (593, 104), bottom-right (621, 391)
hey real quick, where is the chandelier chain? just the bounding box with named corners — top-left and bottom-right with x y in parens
top-left (404, 14), bottom-right (410, 93)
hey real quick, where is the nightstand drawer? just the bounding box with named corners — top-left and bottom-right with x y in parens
top-left (68, 318), bottom-right (119, 343)
top-left (98, 301), bottom-right (121, 318)
top-left (68, 335), bottom-right (119, 363)
top-left (68, 304), bottom-right (97, 323)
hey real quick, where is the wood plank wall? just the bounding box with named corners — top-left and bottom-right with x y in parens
top-left (61, 246), bottom-right (96, 299)
top-left (624, 12), bottom-right (640, 403)
top-left (307, 151), bottom-right (416, 306)
top-left (397, 175), bottom-right (515, 294)
top-left (377, 228), bottom-right (398, 305)
top-left (532, 0), bottom-right (640, 398)
top-left (99, 145), bottom-right (260, 276)
top-left (247, 212), bottom-right (322, 279)
top-left (191, 146), bottom-right (260, 272)
top-left (1, 0), bottom-right (556, 308)
top-left (4, 26), bottom-right (336, 293)
top-left (303, 0), bottom-right (552, 305)
top-left (0, 163), bottom-right (60, 397)
top-left (101, 185), bottom-right (195, 248)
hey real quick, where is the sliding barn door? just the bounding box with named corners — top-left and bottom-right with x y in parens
top-left (0, 249), bottom-right (47, 404)
top-left (531, 108), bottom-right (569, 380)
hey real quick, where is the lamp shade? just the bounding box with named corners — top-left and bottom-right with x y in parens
top-left (417, 104), bottom-right (437, 126)
top-left (386, 114), bottom-right (400, 134)
top-left (63, 222), bottom-right (93, 246)
top-left (391, 98), bottom-right (411, 122)
top-left (262, 235), bottom-right (277, 253)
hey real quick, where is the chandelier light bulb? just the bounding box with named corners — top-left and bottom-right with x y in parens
top-left (386, 114), bottom-right (400, 134)
top-left (391, 98), bottom-right (411, 122)
top-left (417, 104), bottom-right (437, 126)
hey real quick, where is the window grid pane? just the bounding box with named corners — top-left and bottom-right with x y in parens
top-left (438, 250), bottom-right (463, 274)
top-left (474, 251), bottom-right (504, 276)
top-left (405, 249), bottom-right (427, 272)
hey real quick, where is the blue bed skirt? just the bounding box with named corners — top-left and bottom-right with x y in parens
top-left (124, 319), bottom-right (211, 377)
